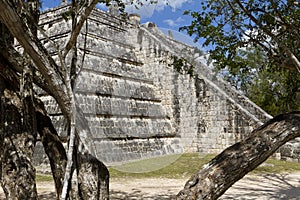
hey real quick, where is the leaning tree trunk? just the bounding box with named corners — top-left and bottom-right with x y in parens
top-left (176, 112), bottom-right (300, 200)
top-left (0, 61), bottom-right (38, 199)
top-left (35, 99), bottom-right (67, 199)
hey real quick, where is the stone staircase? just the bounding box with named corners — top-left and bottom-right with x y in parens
top-left (141, 26), bottom-right (272, 125)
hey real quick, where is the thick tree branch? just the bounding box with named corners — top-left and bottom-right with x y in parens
top-left (0, 46), bottom-right (54, 95)
top-left (0, 0), bottom-right (72, 120)
top-left (0, 56), bottom-right (19, 90)
top-left (0, 51), bottom-right (66, 199)
top-left (176, 112), bottom-right (300, 200)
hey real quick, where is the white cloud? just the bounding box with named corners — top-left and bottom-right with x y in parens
top-left (163, 19), bottom-right (176, 27)
top-left (123, 0), bottom-right (191, 18)
top-left (166, 0), bottom-right (191, 11)
top-left (163, 17), bottom-right (185, 27)
top-left (175, 17), bottom-right (184, 23)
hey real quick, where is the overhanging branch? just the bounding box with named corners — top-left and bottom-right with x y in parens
top-left (0, 0), bottom-right (72, 120)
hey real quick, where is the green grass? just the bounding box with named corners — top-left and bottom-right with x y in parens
top-left (109, 153), bottom-right (215, 179)
top-left (36, 173), bottom-right (53, 182)
top-left (35, 153), bottom-right (300, 182)
top-left (252, 158), bottom-right (300, 174)
top-left (109, 153), bottom-right (300, 179)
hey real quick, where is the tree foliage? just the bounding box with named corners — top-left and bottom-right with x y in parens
top-left (246, 64), bottom-right (300, 116)
top-left (181, 0), bottom-right (300, 115)
top-left (182, 0), bottom-right (300, 71)
top-left (220, 46), bottom-right (300, 116)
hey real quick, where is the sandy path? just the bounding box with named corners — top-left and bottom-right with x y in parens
top-left (110, 173), bottom-right (300, 200)
top-left (0, 172), bottom-right (300, 199)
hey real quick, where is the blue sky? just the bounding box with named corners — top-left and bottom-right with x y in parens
top-left (41, 0), bottom-right (203, 50)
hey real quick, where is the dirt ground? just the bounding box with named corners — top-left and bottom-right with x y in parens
top-left (110, 172), bottom-right (300, 200)
top-left (1, 172), bottom-right (300, 199)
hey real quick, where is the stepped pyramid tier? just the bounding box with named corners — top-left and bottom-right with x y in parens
top-left (36, 5), bottom-right (274, 166)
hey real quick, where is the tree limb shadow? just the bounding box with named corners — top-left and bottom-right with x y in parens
top-left (220, 173), bottom-right (300, 199)
top-left (110, 189), bottom-right (176, 200)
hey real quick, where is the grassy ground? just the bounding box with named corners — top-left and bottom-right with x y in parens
top-left (251, 158), bottom-right (300, 174)
top-left (109, 153), bottom-right (215, 179)
top-left (109, 153), bottom-right (300, 179)
top-left (36, 153), bottom-right (300, 181)
top-left (36, 173), bottom-right (54, 182)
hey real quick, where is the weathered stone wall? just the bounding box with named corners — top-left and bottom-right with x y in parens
top-left (37, 5), bottom-right (272, 165)
top-left (132, 24), bottom-right (271, 153)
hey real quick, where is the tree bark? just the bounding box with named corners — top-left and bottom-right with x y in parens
top-left (0, 1), bottom-right (112, 199)
top-left (0, 0), bottom-right (72, 121)
top-left (0, 62), bottom-right (38, 200)
top-left (176, 112), bottom-right (300, 200)
top-left (35, 99), bottom-right (67, 199)
top-left (76, 150), bottom-right (109, 200)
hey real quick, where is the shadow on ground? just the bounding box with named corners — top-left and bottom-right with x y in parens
top-left (36, 187), bottom-right (177, 200)
top-left (1, 173), bottom-right (300, 200)
top-left (38, 192), bottom-right (56, 199)
top-left (110, 188), bottom-right (176, 200)
top-left (221, 173), bottom-right (300, 199)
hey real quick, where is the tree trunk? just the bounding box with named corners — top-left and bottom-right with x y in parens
top-left (0, 1), bottom-right (110, 199)
top-left (0, 64), bottom-right (37, 199)
top-left (74, 106), bottom-right (109, 199)
top-left (76, 150), bottom-right (109, 200)
top-left (35, 99), bottom-right (67, 199)
top-left (176, 112), bottom-right (300, 200)
top-left (0, 0), bottom-right (72, 121)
